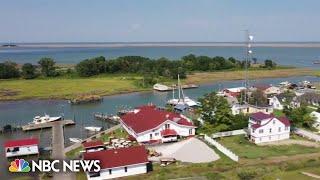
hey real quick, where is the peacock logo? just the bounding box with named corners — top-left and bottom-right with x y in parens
top-left (9, 159), bottom-right (31, 172)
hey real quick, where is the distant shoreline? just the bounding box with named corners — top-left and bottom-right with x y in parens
top-left (2, 42), bottom-right (320, 48)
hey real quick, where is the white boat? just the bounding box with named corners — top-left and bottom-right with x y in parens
top-left (69, 138), bottom-right (82, 143)
top-left (167, 74), bottom-right (199, 108)
top-left (279, 81), bottom-right (291, 86)
top-left (153, 83), bottom-right (172, 91)
top-left (85, 126), bottom-right (102, 132)
top-left (30, 114), bottom-right (62, 125)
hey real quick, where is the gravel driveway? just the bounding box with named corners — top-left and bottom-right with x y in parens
top-left (148, 137), bottom-right (220, 163)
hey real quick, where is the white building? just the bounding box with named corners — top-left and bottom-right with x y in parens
top-left (120, 105), bottom-right (196, 143)
top-left (310, 111), bottom-right (320, 131)
top-left (4, 138), bottom-right (39, 158)
top-left (83, 145), bottom-right (149, 180)
top-left (248, 112), bottom-right (291, 144)
top-left (253, 84), bottom-right (281, 95)
top-left (231, 104), bottom-right (273, 115)
top-left (268, 96), bottom-right (284, 110)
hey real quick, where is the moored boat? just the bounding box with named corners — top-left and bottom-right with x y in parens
top-left (30, 114), bottom-right (62, 125)
top-left (84, 126), bottom-right (102, 132)
top-left (69, 138), bottom-right (82, 143)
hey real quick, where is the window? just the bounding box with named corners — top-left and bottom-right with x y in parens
top-left (259, 129), bottom-right (264, 134)
top-left (273, 120), bottom-right (275, 124)
top-left (149, 134), bottom-right (152, 139)
top-left (189, 129), bottom-right (193, 135)
top-left (155, 132), bottom-right (159, 136)
top-left (269, 128), bottom-right (272, 133)
top-left (278, 127), bottom-right (281, 132)
top-left (247, 108), bottom-right (249, 113)
top-left (165, 124), bottom-right (170, 129)
top-left (109, 169), bottom-right (112, 175)
top-left (124, 167), bottom-right (128, 172)
top-left (266, 108), bottom-right (269, 112)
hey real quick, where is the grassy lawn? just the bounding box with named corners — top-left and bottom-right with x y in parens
top-left (65, 146), bottom-right (84, 159)
top-left (0, 74), bottom-right (147, 100)
top-left (185, 68), bottom-right (317, 84)
top-left (99, 127), bottom-right (128, 142)
top-left (124, 155), bottom-right (320, 180)
top-left (0, 68), bottom-right (317, 101)
top-left (216, 135), bottom-right (320, 159)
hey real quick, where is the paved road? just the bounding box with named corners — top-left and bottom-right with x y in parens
top-left (52, 121), bottom-right (76, 180)
top-left (294, 128), bottom-right (320, 142)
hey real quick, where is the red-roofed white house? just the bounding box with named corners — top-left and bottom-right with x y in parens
top-left (248, 112), bottom-right (290, 144)
top-left (83, 145), bottom-right (149, 180)
top-left (120, 105), bottom-right (196, 143)
top-left (4, 138), bottom-right (39, 158)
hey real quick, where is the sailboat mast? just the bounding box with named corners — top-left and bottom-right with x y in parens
top-left (178, 74), bottom-right (181, 101)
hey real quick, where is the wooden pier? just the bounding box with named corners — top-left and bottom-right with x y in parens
top-left (22, 120), bottom-right (75, 131)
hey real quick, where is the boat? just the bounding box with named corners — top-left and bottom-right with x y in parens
top-left (313, 60), bottom-right (320, 64)
top-left (69, 138), bottom-right (82, 143)
top-left (154, 83), bottom-right (199, 92)
top-left (279, 81), bottom-right (291, 87)
top-left (153, 84), bottom-right (172, 91)
top-left (167, 74), bottom-right (200, 108)
top-left (84, 126), bottom-right (102, 132)
top-left (30, 114), bottom-right (62, 125)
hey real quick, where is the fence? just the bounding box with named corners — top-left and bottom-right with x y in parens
top-left (211, 129), bottom-right (246, 139)
top-left (204, 134), bottom-right (239, 162)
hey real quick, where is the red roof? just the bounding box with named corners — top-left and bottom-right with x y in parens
top-left (83, 145), bottom-right (148, 169)
top-left (250, 112), bottom-right (273, 121)
top-left (278, 117), bottom-right (291, 126)
top-left (161, 129), bottom-right (178, 137)
top-left (121, 105), bottom-right (194, 133)
top-left (4, 138), bottom-right (38, 148)
top-left (82, 140), bottom-right (104, 149)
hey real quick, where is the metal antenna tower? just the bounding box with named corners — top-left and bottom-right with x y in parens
top-left (244, 30), bottom-right (253, 103)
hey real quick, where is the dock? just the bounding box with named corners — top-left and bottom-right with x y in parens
top-left (94, 113), bottom-right (120, 124)
top-left (22, 120), bottom-right (75, 131)
top-left (51, 121), bottom-right (76, 180)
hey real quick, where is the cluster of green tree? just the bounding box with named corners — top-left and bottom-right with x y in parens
top-left (283, 106), bottom-right (315, 128)
top-left (75, 56), bottom-right (188, 79)
top-left (196, 92), bottom-right (248, 134)
top-left (261, 59), bottom-right (277, 69)
top-left (0, 58), bottom-right (57, 79)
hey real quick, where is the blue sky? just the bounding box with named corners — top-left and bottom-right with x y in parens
top-left (1, 0), bottom-right (320, 42)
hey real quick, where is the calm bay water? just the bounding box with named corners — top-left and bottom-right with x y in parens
top-left (0, 46), bottom-right (319, 68)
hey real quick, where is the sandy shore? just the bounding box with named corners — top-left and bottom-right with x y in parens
top-left (4, 42), bottom-right (320, 48)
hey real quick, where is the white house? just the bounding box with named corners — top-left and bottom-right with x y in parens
top-left (231, 104), bottom-right (273, 115)
top-left (310, 111), bottom-right (320, 131)
top-left (253, 84), bottom-right (281, 95)
top-left (83, 145), bottom-right (149, 180)
top-left (268, 96), bottom-right (284, 110)
top-left (4, 138), bottom-right (39, 158)
top-left (120, 105), bottom-right (196, 143)
top-left (248, 112), bottom-right (291, 144)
